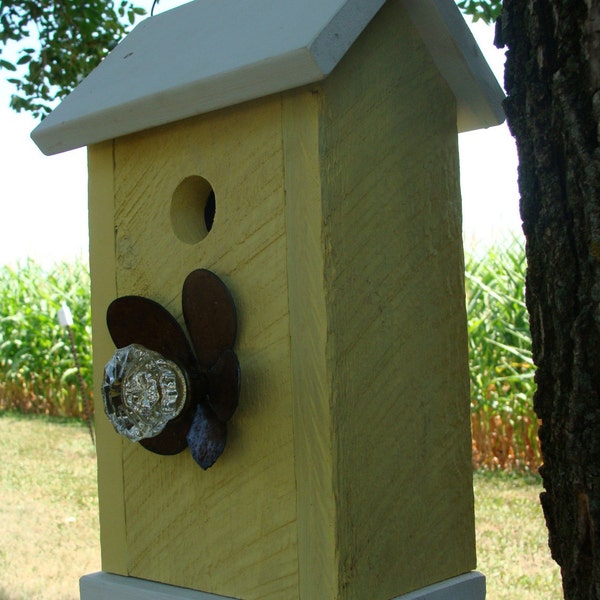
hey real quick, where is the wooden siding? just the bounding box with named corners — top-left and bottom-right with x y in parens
top-left (87, 1), bottom-right (474, 597)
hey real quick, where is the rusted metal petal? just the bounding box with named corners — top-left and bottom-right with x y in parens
top-left (106, 296), bottom-right (197, 455)
top-left (207, 349), bottom-right (240, 422)
top-left (182, 269), bottom-right (237, 368)
top-left (139, 406), bottom-right (193, 455)
top-left (107, 296), bottom-right (196, 372)
top-left (106, 274), bottom-right (240, 465)
top-left (186, 402), bottom-right (227, 469)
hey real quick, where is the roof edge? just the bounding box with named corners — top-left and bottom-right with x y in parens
top-left (403, 0), bottom-right (505, 131)
top-left (32, 47), bottom-right (325, 156)
top-left (31, 0), bottom-right (505, 155)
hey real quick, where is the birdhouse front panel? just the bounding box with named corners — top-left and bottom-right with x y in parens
top-left (89, 97), bottom-right (302, 599)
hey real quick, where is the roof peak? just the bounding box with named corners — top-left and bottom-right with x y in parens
top-left (31, 0), bottom-right (504, 155)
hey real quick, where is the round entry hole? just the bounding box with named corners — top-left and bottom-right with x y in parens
top-left (171, 176), bottom-right (216, 244)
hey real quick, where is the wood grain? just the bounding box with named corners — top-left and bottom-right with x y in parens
top-left (319, 1), bottom-right (475, 596)
top-left (87, 141), bottom-right (128, 575)
top-left (112, 96), bottom-right (298, 599)
top-left (88, 1), bottom-right (475, 597)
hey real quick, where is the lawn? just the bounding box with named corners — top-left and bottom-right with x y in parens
top-left (473, 471), bottom-right (562, 599)
top-left (0, 413), bottom-right (100, 600)
top-left (0, 413), bottom-right (562, 599)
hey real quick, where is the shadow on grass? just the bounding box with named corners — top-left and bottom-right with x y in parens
top-left (0, 409), bottom-right (90, 429)
top-left (474, 467), bottom-right (542, 486)
top-left (0, 586), bottom-right (19, 600)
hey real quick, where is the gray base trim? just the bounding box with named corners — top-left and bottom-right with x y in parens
top-left (80, 570), bottom-right (485, 600)
top-left (79, 572), bottom-right (239, 599)
top-left (393, 572), bottom-right (486, 599)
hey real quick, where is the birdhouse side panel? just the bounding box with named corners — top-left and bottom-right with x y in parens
top-left (319, 0), bottom-right (475, 597)
top-left (88, 140), bottom-right (128, 576)
top-left (105, 97), bottom-right (299, 599)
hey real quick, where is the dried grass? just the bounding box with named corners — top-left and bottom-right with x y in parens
top-left (0, 413), bottom-right (100, 600)
top-left (471, 411), bottom-right (541, 472)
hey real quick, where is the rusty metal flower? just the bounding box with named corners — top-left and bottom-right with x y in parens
top-left (102, 269), bottom-right (240, 469)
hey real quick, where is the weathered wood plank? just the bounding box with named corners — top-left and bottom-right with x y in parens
top-left (282, 88), bottom-right (337, 599)
top-left (110, 97), bottom-right (299, 599)
top-left (88, 141), bottom-right (128, 575)
top-left (318, 1), bottom-right (475, 597)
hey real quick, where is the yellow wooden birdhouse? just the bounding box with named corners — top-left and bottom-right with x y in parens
top-left (32, 0), bottom-right (503, 598)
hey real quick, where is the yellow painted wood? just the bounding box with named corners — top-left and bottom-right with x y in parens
top-left (112, 97), bottom-right (298, 599)
top-left (318, 1), bottom-right (475, 597)
top-left (87, 141), bottom-right (128, 575)
top-left (88, 0), bottom-right (474, 597)
top-left (282, 90), bottom-right (337, 599)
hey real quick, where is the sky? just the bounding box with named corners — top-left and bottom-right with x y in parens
top-left (458, 19), bottom-right (522, 249)
top-left (0, 8), bottom-right (521, 268)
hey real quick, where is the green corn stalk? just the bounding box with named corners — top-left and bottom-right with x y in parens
top-left (465, 239), bottom-right (540, 471)
top-left (0, 258), bottom-right (93, 419)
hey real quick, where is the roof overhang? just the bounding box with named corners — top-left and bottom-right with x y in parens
top-left (31, 0), bottom-right (505, 156)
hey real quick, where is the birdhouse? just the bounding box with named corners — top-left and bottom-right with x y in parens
top-left (32, 0), bottom-right (503, 598)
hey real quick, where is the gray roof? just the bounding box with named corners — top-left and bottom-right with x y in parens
top-left (31, 0), bottom-right (505, 156)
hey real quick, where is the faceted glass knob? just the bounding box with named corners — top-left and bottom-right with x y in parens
top-left (102, 344), bottom-right (187, 442)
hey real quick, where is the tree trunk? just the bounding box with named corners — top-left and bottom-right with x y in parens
top-left (499, 0), bottom-right (600, 597)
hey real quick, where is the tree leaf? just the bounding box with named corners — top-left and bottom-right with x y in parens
top-left (0, 58), bottom-right (16, 71)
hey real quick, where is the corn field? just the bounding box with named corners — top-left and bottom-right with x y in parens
top-left (466, 239), bottom-right (540, 472)
top-left (0, 259), bottom-right (93, 418)
top-left (0, 244), bottom-right (539, 470)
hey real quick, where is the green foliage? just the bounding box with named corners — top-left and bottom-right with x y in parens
top-left (466, 240), bottom-right (540, 470)
top-left (456, 0), bottom-right (502, 24)
top-left (0, 0), bottom-right (146, 117)
top-left (0, 258), bottom-right (92, 417)
top-left (466, 240), bottom-right (534, 414)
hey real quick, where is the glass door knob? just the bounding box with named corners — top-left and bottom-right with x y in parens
top-left (103, 344), bottom-right (188, 442)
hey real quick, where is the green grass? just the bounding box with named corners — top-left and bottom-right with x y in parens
top-left (0, 413), bottom-right (562, 599)
top-left (474, 470), bottom-right (562, 599)
top-left (0, 412), bottom-right (99, 600)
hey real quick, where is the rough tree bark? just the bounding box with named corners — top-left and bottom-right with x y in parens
top-left (498, 0), bottom-right (600, 597)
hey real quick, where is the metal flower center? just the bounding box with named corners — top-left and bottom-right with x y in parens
top-left (102, 344), bottom-right (187, 442)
